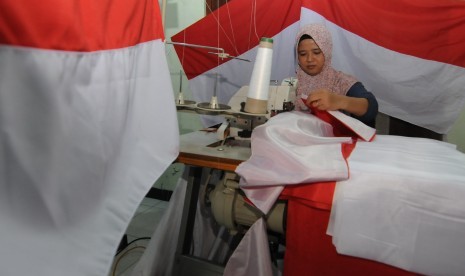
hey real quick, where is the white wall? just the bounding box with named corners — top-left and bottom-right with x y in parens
top-left (163, 0), bottom-right (205, 134)
top-left (151, 0), bottom-right (206, 192)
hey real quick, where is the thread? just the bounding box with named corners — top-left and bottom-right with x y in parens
top-left (245, 37), bottom-right (273, 114)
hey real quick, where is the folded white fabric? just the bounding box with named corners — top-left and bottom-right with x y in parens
top-left (237, 111), bottom-right (353, 213)
top-left (223, 218), bottom-right (278, 276)
top-left (236, 110), bottom-right (465, 275)
top-left (329, 135), bottom-right (465, 275)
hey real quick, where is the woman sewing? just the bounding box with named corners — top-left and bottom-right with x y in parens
top-left (295, 23), bottom-right (378, 127)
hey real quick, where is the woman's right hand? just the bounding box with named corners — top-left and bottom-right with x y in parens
top-left (307, 89), bottom-right (344, 111)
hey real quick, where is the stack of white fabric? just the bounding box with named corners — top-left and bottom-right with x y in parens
top-left (330, 135), bottom-right (465, 275)
top-left (232, 111), bottom-right (465, 276)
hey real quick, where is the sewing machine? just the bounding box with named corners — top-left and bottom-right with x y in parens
top-left (172, 78), bottom-right (296, 276)
top-left (172, 76), bottom-right (465, 276)
top-left (176, 77), bottom-right (298, 234)
top-left (177, 78), bottom-right (297, 141)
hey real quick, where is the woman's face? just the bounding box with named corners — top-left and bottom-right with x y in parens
top-left (297, 38), bottom-right (325, 76)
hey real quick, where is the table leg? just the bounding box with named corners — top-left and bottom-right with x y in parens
top-left (172, 166), bottom-right (224, 276)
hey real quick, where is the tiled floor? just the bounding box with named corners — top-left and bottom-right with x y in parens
top-left (109, 197), bottom-right (169, 276)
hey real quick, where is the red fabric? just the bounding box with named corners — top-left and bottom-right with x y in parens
top-left (170, 0), bottom-right (301, 79)
top-left (170, 0), bottom-right (465, 79)
top-left (301, 98), bottom-right (374, 141)
top-left (302, 0), bottom-right (465, 67)
top-left (0, 0), bottom-right (164, 51)
top-left (283, 201), bottom-right (417, 276)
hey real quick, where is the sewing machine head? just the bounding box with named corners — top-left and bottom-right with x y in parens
top-left (176, 77), bottom-right (297, 140)
top-left (223, 78), bottom-right (297, 137)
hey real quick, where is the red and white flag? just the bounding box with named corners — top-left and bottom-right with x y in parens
top-left (171, 0), bottom-right (301, 127)
top-left (172, 0), bottom-right (465, 134)
top-left (300, 0), bottom-right (465, 134)
top-left (0, 1), bottom-right (178, 275)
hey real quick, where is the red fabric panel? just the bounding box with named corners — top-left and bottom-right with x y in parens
top-left (280, 182), bottom-right (335, 211)
top-left (302, 0), bottom-right (465, 67)
top-left (170, 0), bottom-right (301, 79)
top-left (0, 0), bottom-right (164, 51)
top-left (301, 98), bottom-right (367, 140)
top-left (283, 201), bottom-right (418, 276)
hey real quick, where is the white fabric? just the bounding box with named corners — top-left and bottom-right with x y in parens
top-left (236, 111), bottom-right (353, 214)
top-left (234, 110), bottom-right (465, 275)
top-left (224, 218), bottom-right (279, 276)
top-left (133, 175), bottom-right (279, 276)
top-left (131, 171), bottom-right (187, 276)
top-left (0, 41), bottom-right (178, 276)
top-left (300, 94), bottom-right (376, 141)
top-left (327, 110), bottom-right (376, 141)
top-left (329, 135), bottom-right (465, 275)
top-left (131, 167), bottom-right (231, 276)
top-left (300, 8), bottom-right (465, 134)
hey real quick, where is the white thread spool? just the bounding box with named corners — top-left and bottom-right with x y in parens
top-left (244, 37), bottom-right (273, 114)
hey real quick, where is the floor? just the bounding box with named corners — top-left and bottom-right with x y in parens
top-left (109, 197), bottom-right (169, 276)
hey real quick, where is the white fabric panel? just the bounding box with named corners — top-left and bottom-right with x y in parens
top-left (301, 8), bottom-right (465, 134)
top-left (328, 110), bottom-right (376, 141)
top-left (0, 41), bottom-right (178, 276)
top-left (188, 23), bottom-right (300, 128)
top-left (224, 218), bottom-right (279, 276)
top-left (330, 135), bottom-right (465, 275)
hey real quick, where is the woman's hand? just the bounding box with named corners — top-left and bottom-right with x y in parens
top-left (306, 88), bottom-right (369, 116)
top-left (306, 89), bottom-right (344, 111)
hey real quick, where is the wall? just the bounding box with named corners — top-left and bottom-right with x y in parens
top-left (163, 0), bottom-right (205, 135)
top-left (151, 0), bottom-right (206, 192)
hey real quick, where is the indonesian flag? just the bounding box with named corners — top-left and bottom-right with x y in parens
top-left (0, 1), bottom-right (178, 276)
top-left (172, 0), bottom-right (465, 134)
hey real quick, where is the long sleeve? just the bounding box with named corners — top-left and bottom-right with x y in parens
top-left (346, 82), bottom-right (378, 127)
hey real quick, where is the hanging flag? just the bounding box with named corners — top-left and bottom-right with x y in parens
top-left (171, 0), bottom-right (465, 133)
top-left (300, 0), bottom-right (465, 134)
top-left (0, 1), bottom-right (178, 275)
